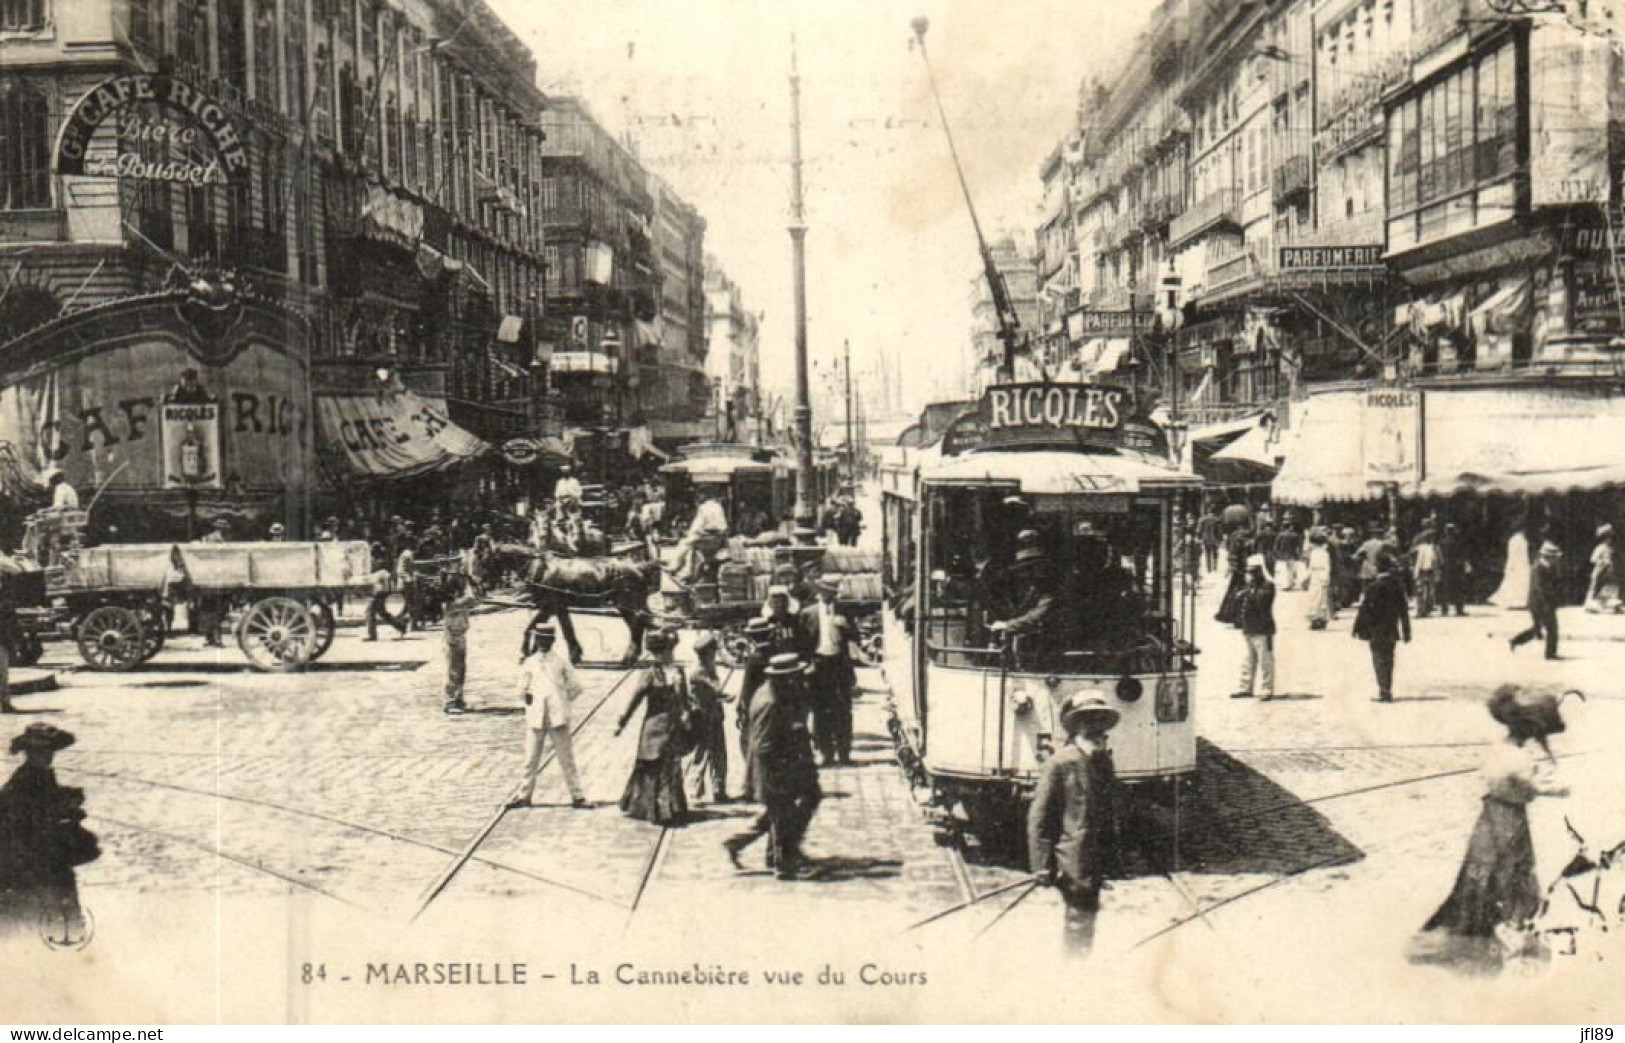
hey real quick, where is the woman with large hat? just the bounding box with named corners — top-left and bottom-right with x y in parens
top-left (1411, 686), bottom-right (1574, 971)
top-left (0, 724), bottom-right (98, 935)
top-left (614, 628), bottom-right (691, 826)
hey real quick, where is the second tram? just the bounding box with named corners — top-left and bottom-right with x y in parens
top-left (880, 381), bottom-right (1202, 846)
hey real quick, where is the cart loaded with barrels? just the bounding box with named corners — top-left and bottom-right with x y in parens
top-left (661, 537), bottom-right (884, 666)
top-left (45, 539), bottom-right (371, 672)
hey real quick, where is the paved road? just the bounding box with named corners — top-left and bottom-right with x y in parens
top-left (4, 528), bottom-right (1623, 1020)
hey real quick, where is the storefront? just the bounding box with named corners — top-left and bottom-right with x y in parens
top-left (0, 289), bottom-right (314, 541)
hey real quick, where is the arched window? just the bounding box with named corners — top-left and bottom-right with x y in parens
top-left (0, 83), bottom-right (50, 210)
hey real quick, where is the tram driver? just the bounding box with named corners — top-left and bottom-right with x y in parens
top-left (1070, 523), bottom-right (1145, 648)
top-left (677, 487), bottom-right (730, 583)
top-left (988, 529), bottom-right (1069, 668)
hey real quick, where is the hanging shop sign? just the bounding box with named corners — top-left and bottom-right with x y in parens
top-left (1362, 387), bottom-right (1423, 486)
top-left (54, 74), bottom-right (249, 185)
top-left (1277, 245), bottom-right (1384, 271)
top-left (500, 437), bottom-right (542, 466)
top-left (160, 398), bottom-right (223, 490)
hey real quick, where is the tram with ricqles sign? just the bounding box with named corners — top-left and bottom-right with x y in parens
top-left (880, 381), bottom-right (1202, 848)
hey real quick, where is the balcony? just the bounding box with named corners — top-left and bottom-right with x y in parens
top-left (1169, 188), bottom-right (1240, 249)
top-left (1272, 154), bottom-right (1311, 202)
top-left (1139, 192), bottom-right (1184, 232)
top-left (1205, 250), bottom-right (1263, 298)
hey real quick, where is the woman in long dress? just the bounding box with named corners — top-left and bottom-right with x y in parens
top-left (1305, 528), bottom-right (1334, 629)
top-left (0, 724), bottom-right (98, 937)
top-left (1410, 685), bottom-right (1570, 972)
top-left (614, 628), bottom-right (690, 826)
top-left (1488, 527), bottom-right (1530, 609)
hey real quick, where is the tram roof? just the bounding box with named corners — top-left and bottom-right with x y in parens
top-left (920, 448), bottom-right (1200, 496)
top-left (661, 455), bottom-right (777, 480)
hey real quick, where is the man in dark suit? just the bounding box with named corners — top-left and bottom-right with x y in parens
top-left (1510, 541), bottom-right (1563, 660)
top-left (799, 575), bottom-right (857, 766)
top-left (738, 654), bottom-right (821, 880)
top-left (724, 619), bottom-right (783, 871)
top-left (1354, 552), bottom-right (1411, 702)
top-left (1028, 693), bottom-right (1121, 956)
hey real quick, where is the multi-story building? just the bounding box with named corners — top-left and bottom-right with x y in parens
top-left (536, 96), bottom-right (657, 430)
top-left (704, 258), bottom-right (761, 439)
top-left (0, 0), bottom-right (552, 538)
top-left (966, 231), bottom-right (1039, 393)
top-left (1036, 0), bottom-right (1625, 591)
top-left (641, 173), bottom-right (709, 430)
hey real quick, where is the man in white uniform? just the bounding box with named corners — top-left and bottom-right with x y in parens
top-left (678, 488), bottom-right (729, 582)
top-left (507, 621), bottom-right (589, 809)
top-left (553, 465), bottom-right (584, 505)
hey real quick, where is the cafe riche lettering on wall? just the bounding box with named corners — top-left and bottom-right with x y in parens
top-left (53, 74), bottom-right (249, 187)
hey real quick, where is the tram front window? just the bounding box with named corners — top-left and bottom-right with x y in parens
top-left (923, 486), bottom-right (1173, 674)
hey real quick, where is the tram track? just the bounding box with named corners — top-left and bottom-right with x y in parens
top-left (409, 661), bottom-right (642, 923)
top-left (63, 765), bottom-right (622, 910)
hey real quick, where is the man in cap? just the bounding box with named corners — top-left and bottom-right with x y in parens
top-left (507, 621), bottom-right (588, 809)
top-left (1232, 554), bottom-right (1277, 700)
top-left (1028, 693), bottom-right (1121, 956)
top-left (833, 490), bottom-right (863, 547)
top-left (678, 488), bottom-right (730, 582)
top-left (267, 522), bottom-right (287, 541)
top-left (1437, 521), bottom-right (1469, 617)
top-left (741, 653), bottom-right (821, 880)
top-left (1511, 541), bottom-right (1564, 660)
top-left (799, 574), bottom-right (857, 767)
top-left (42, 467), bottom-right (78, 513)
top-left (553, 464), bottom-right (583, 506)
top-left (440, 574), bottom-right (479, 715)
top-left (1353, 552), bottom-right (1411, 702)
top-left (990, 531), bottom-right (1063, 668)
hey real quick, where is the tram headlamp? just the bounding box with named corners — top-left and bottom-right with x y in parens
top-left (1116, 675), bottom-right (1143, 703)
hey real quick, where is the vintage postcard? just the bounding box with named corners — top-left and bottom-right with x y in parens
top-left (2, 0), bottom-right (1625, 1025)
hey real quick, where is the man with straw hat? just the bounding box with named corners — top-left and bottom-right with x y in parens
top-left (506, 621), bottom-right (588, 810)
top-left (1510, 541), bottom-right (1564, 660)
top-left (1028, 693), bottom-right (1121, 956)
top-left (799, 574), bottom-right (857, 767)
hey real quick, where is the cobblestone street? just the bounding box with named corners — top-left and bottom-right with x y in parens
top-left (4, 563), bottom-right (1624, 1020)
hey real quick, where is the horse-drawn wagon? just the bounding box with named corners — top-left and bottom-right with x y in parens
top-left (46, 539), bottom-right (370, 672)
top-left (661, 537), bottom-right (885, 665)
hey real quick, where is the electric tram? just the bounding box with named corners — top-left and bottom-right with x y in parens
top-left (879, 381), bottom-right (1202, 844)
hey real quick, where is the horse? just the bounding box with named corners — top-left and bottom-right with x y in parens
top-left (488, 542), bottom-right (662, 665)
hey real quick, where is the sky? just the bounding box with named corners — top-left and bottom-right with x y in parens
top-left (486, 0), bottom-right (1159, 417)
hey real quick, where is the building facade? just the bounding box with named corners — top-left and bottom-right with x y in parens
top-left (1036, 0), bottom-right (1625, 592)
top-left (640, 172), bottom-right (709, 429)
top-left (967, 231), bottom-right (1039, 394)
top-left (703, 257), bottom-right (761, 439)
top-left (0, 0), bottom-right (555, 537)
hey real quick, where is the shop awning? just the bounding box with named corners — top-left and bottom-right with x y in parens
top-left (1273, 391), bottom-right (1377, 506)
top-left (1190, 414), bottom-right (1261, 447)
top-left (1211, 423), bottom-right (1280, 470)
top-left (1421, 387), bottom-right (1625, 496)
top-left (316, 388), bottom-right (489, 480)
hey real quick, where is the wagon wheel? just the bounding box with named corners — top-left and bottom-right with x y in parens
top-left (236, 596), bottom-right (318, 672)
top-left (308, 601), bottom-right (336, 661)
top-left (75, 605), bottom-right (147, 672)
top-left (139, 602), bottom-right (168, 662)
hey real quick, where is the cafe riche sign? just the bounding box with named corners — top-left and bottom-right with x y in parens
top-left (53, 74), bottom-right (249, 187)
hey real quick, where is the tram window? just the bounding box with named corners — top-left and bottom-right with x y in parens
top-left (922, 488), bottom-right (1178, 674)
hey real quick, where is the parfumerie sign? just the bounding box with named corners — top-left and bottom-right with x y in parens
top-left (54, 75), bottom-right (249, 186)
top-left (1277, 245), bottom-right (1384, 270)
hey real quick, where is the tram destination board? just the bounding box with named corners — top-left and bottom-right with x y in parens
top-left (944, 382), bottom-right (1166, 456)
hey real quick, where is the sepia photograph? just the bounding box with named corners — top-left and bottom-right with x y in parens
top-left (2, 0), bottom-right (1625, 1026)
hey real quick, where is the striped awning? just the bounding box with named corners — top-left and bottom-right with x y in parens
top-left (315, 388), bottom-right (489, 480)
top-left (1421, 386), bottom-right (1625, 496)
top-left (1272, 391), bottom-right (1377, 506)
